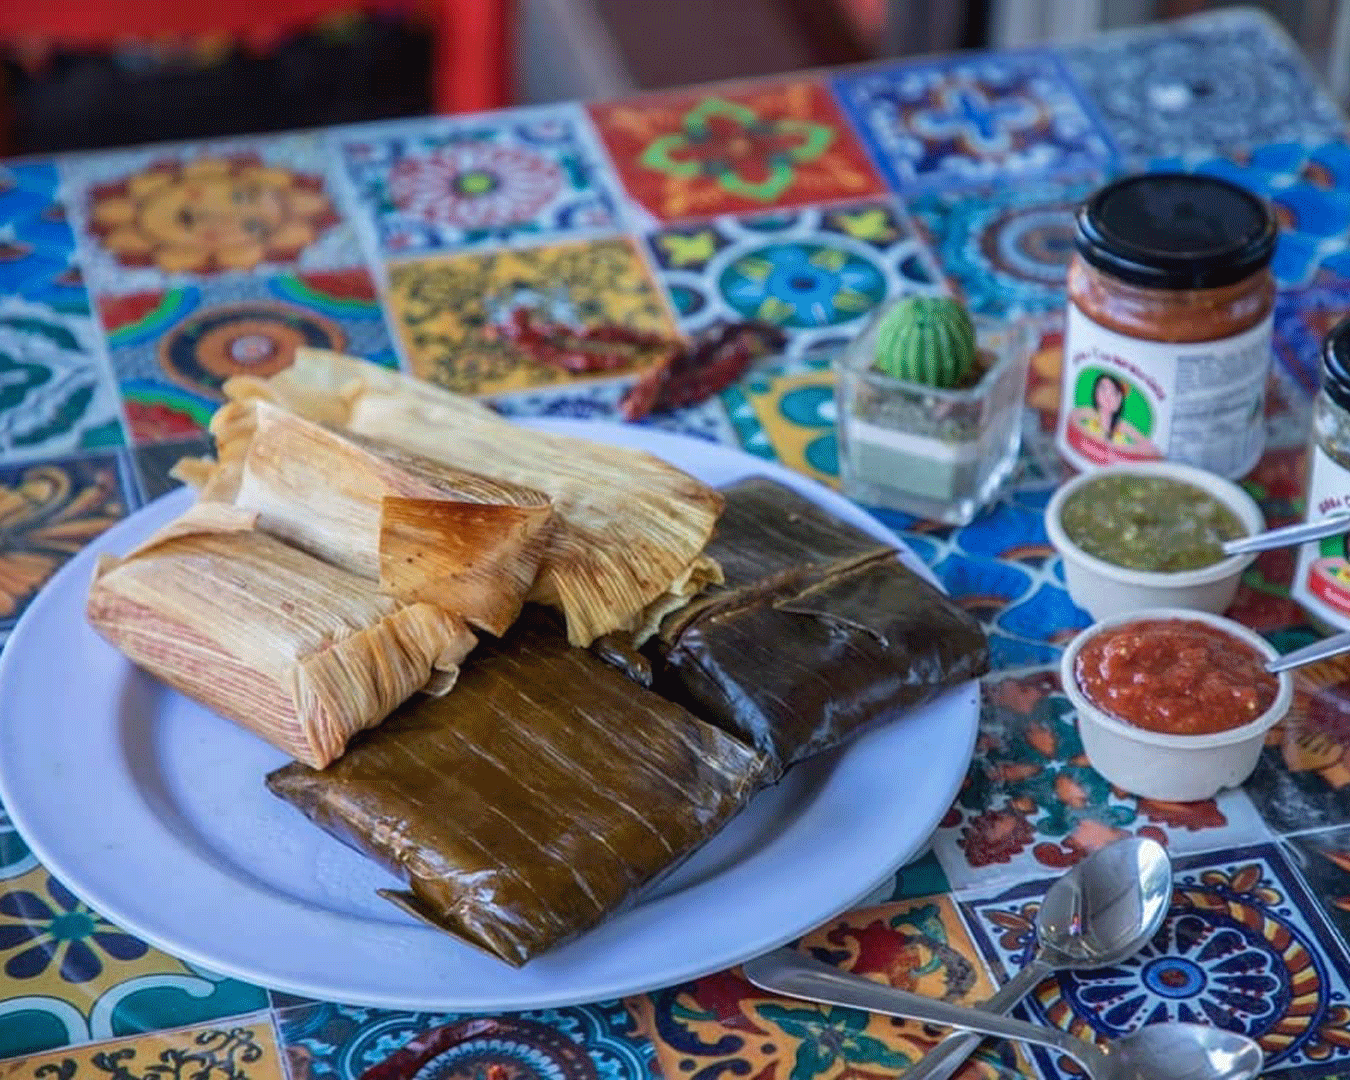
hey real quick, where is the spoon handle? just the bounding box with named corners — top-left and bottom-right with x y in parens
top-left (1266, 630), bottom-right (1350, 673)
top-left (742, 949), bottom-right (1107, 1077)
top-left (1222, 513), bottom-right (1350, 555)
top-left (897, 957), bottom-right (1055, 1080)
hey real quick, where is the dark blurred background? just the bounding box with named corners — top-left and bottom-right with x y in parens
top-left (0, 0), bottom-right (1342, 155)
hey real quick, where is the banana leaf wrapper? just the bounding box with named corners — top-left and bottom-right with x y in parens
top-left (266, 609), bottom-right (768, 966)
top-left (191, 399), bottom-right (555, 637)
top-left (222, 348), bottom-right (724, 647)
top-left (648, 478), bottom-right (990, 776)
top-left (87, 503), bottom-right (477, 769)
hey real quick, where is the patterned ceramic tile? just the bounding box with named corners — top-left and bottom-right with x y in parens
top-left (1144, 144), bottom-right (1350, 287)
top-left (647, 200), bottom-right (943, 364)
top-left (589, 80), bottom-right (887, 227)
top-left (97, 267), bottom-right (396, 445)
top-left (908, 176), bottom-right (1100, 317)
top-left (0, 866), bottom-right (268, 1057)
top-left (62, 134), bottom-right (360, 297)
top-left (130, 436), bottom-right (214, 504)
top-left (1246, 653), bottom-right (1350, 837)
top-left (1063, 9), bottom-right (1346, 161)
top-left (276, 1000), bottom-right (653, 1080)
top-left (0, 1019), bottom-right (282, 1080)
top-left (832, 52), bottom-right (1112, 194)
top-left (0, 160), bottom-right (88, 313)
top-left (961, 844), bottom-right (1350, 1079)
top-left (1286, 827), bottom-right (1350, 951)
top-left (932, 671), bottom-right (1273, 893)
top-left (627, 897), bottom-right (1027, 1080)
top-left (734, 366), bottom-right (839, 487)
top-left (337, 106), bottom-right (624, 256)
top-left (0, 452), bottom-right (133, 637)
top-left (0, 298), bottom-right (124, 460)
top-left (488, 381), bottom-right (737, 443)
top-left (385, 237), bottom-right (676, 396)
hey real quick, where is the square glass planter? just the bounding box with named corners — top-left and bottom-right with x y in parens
top-left (834, 311), bottom-right (1032, 525)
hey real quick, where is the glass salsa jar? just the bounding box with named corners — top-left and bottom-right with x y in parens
top-left (1293, 316), bottom-right (1350, 629)
top-left (1056, 173), bottom-right (1277, 479)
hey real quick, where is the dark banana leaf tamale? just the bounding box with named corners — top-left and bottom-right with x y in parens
top-left (645, 477), bottom-right (989, 776)
top-left (267, 608), bottom-right (768, 967)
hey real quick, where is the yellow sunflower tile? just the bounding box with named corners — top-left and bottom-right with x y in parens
top-left (0, 1019), bottom-right (282, 1080)
top-left (385, 237), bottom-right (677, 397)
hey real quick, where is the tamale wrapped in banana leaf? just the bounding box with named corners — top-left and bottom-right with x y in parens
top-left (197, 399), bottom-right (555, 637)
top-left (87, 503), bottom-right (477, 769)
top-left (267, 608), bottom-right (767, 966)
top-left (647, 478), bottom-right (989, 776)
top-left (222, 348), bottom-right (724, 647)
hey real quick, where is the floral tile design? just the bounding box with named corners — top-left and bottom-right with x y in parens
top-left (908, 176), bottom-right (1101, 317)
top-left (832, 52), bottom-right (1112, 194)
top-left (961, 844), bottom-right (1350, 1079)
top-left (338, 106), bottom-right (624, 256)
top-left (730, 363), bottom-right (839, 488)
top-left (62, 134), bottom-right (361, 297)
top-left (1246, 653), bottom-right (1350, 837)
top-left (0, 452), bottom-right (133, 636)
top-left (647, 200), bottom-right (943, 362)
top-left (1286, 827), bottom-right (1350, 951)
top-left (0, 161), bottom-right (88, 314)
top-left (1143, 144), bottom-right (1350, 287)
top-left (589, 80), bottom-right (887, 226)
top-left (97, 267), bottom-right (396, 445)
top-left (0, 866), bottom-right (268, 1057)
top-left (0, 1019), bottom-right (283, 1080)
top-left (0, 299), bottom-right (125, 460)
top-left (385, 238), bottom-right (677, 396)
top-left (932, 671), bottom-right (1273, 892)
top-left (276, 999), bottom-right (654, 1080)
top-left (627, 897), bottom-right (1028, 1080)
top-left (488, 381), bottom-right (737, 444)
top-left (1063, 8), bottom-right (1346, 161)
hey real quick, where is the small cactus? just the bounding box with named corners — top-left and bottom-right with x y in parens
top-left (873, 296), bottom-right (977, 389)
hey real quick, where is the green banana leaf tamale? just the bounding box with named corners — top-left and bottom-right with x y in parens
top-left (267, 608), bottom-right (768, 967)
top-left (645, 477), bottom-right (990, 777)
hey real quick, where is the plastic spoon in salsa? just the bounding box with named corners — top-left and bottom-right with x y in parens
top-left (1221, 513), bottom-right (1350, 556)
top-left (894, 836), bottom-right (1171, 1080)
top-left (1266, 630), bottom-right (1350, 674)
top-left (742, 948), bottom-right (1263, 1080)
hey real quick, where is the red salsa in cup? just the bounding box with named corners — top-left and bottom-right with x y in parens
top-left (1074, 618), bottom-right (1277, 736)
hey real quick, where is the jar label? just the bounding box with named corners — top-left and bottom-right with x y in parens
top-left (1055, 302), bottom-right (1271, 478)
top-left (1293, 443), bottom-right (1350, 627)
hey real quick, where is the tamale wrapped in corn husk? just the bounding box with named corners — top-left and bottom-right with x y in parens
top-left (267, 608), bottom-right (768, 966)
top-left (197, 399), bottom-right (555, 637)
top-left (87, 502), bottom-right (477, 769)
top-left (221, 348), bottom-right (724, 647)
top-left (647, 478), bottom-right (990, 777)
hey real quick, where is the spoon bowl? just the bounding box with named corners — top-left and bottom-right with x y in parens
top-left (742, 948), bottom-right (1263, 1080)
top-left (900, 836), bottom-right (1171, 1080)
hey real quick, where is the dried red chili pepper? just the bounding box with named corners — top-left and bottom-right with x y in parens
top-left (502, 308), bottom-right (676, 374)
top-left (620, 321), bottom-right (786, 420)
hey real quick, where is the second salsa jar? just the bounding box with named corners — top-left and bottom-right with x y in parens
top-left (1056, 173), bottom-right (1277, 478)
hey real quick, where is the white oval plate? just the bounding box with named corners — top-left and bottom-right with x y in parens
top-left (0, 420), bottom-right (977, 1011)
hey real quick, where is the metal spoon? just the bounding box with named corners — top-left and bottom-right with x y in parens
top-left (1221, 513), bottom-right (1350, 556)
top-left (1266, 630), bottom-right (1350, 673)
top-left (742, 948), bottom-right (1263, 1080)
top-left (894, 836), bottom-right (1172, 1080)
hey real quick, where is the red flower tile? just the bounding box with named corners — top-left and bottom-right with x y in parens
top-left (590, 80), bottom-right (886, 223)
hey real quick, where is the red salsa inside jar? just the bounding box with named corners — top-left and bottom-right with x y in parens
top-left (1074, 618), bottom-right (1277, 736)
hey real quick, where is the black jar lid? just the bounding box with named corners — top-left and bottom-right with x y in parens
top-left (1075, 173), bottom-right (1277, 290)
top-left (1322, 317), bottom-right (1350, 413)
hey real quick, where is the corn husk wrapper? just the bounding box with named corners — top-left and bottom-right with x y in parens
top-left (222, 348), bottom-right (725, 647)
top-left (198, 400), bottom-right (554, 637)
top-left (87, 502), bottom-right (477, 769)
